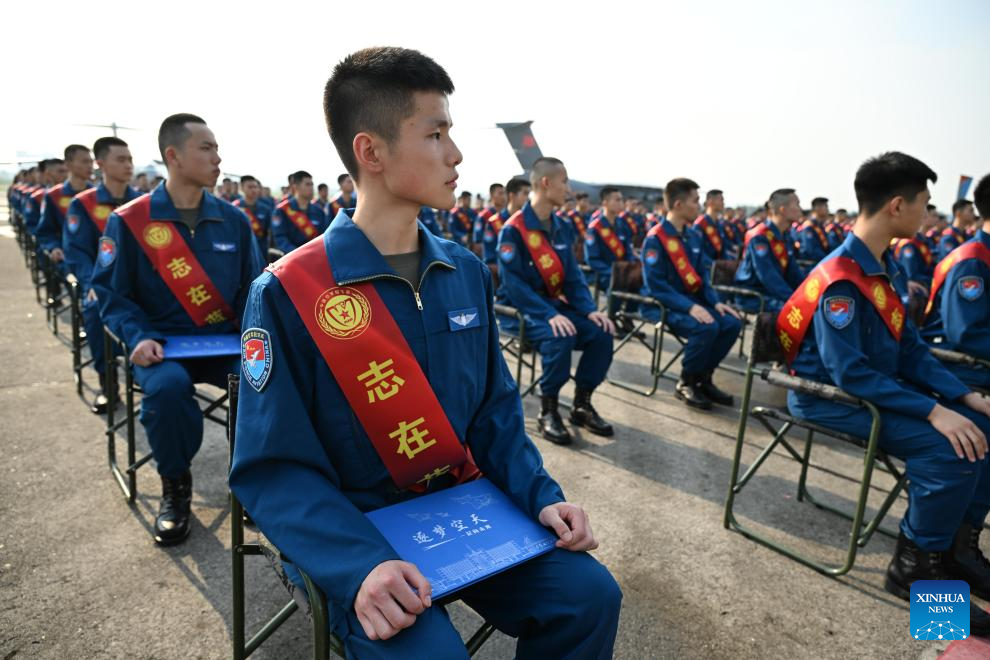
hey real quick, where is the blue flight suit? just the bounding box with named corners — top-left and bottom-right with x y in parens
top-left (640, 219), bottom-right (741, 377)
top-left (789, 233), bottom-right (990, 551)
top-left (271, 196), bottom-right (327, 253)
top-left (92, 182), bottom-right (264, 479)
top-left (36, 180), bottom-right (91, 254)
top-left (418, 206), bottom-right (443, 236)
top-left (230, 210), bottom-right (621, 658)
top-left (734, 221), bottom-right (804, 312)
top-left (24, 187), bottom-right (46, 235)
top-left (496, 202), bottom-right (613, 398)
top-left (923, 229), bottom-right (990, 388)
top-left (938, 226), bottom-right (968, 263)
top-left (798, 220), bottom-right (830, 264)
top-left (721, 219), bottom-right (743, 259)
top-left (448, 206), bottom-right (476, 245)
top-left (64, 183), bottom-right (143, 377)
top-left (694, 214), bottom-right (727, 262)
top-left (233, 199), bottom-right (272, 259)
top-left (482, 208), bottom-right (510, 264)
top-left (585, 215), bottom-right (635, 316)
top-left (329, 192), bottom-right (357, 218)
top-left (893, 234), bottom-right (934, 290)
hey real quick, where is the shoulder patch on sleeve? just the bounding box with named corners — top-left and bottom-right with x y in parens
top-left (498, 242), bottom-right (516, 263)
top-left (66, 214), bottom-right (80, 234)
top-left (97, 237), bottom-right (116, 267)
top-left (644, 248), bottom-right (660, 265)
top-left (958, 276), bottom-right (984, 301)
top-left (823, 296), bottom-right (854, 329)
top-left (241, 328), bottom-right (273, 392)
top-left (753, 241), bottom-right (769, 256)
top-left (901, 245), bottom-right (914, 257)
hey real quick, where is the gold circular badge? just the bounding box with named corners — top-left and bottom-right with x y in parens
top-left (805, 277), bottom-right (821, 302)
top-left (59, 196), bottom-right (71, 209)
top-left (143, 222), bottom-right (173, 249)
top-left (873, 283), bottom-right (887, 310)
top-left (315, 287), bottom-right (372, 339)
top-left (666, 239), bottom-right (679, 253)
top-left (600, 228), bottom-right (611, 237)
top-left (528, 233), bottom-right (542, 249)
top-left (94, 205), bottom-right (111, 220)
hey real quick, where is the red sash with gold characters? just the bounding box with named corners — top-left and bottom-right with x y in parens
top-left (505, 211), bottom-right (566, 298)
top-left (278, 200), bottom-right (318, 239)
top-left (694, 215), bottom-right (723, 255)
top-left (234, 199), bottom-right (265, 238)
top-left (76, 188), bottom-right (114, 232)
top-left (648, 224), bottom-right (702, 294)
top-left (46, 183), bottom-right (75, 220)
top-left (487, 211), bottom-right (506, 235)
top-left (589, 217), bottom-right (626, 260)
top-left (117, 196), bottom-right (235, 327)
top-left (619, 212), bottom-right (639, 240)
top-left (745, 223), bottom-right (789, 271)
top-left (800, 220), bottom-right (829, 250)
top-left (450, 208), bottom-right (472, 233)
top-left (267, 238), bottom-right (480, 491)
top-left (777, 257), bottom-right (904, 364)
top-left (566, 210), bottom-right (587, 239)
top-left (892, 236), bottom-right (933, 267)
top-left (925, 241), bottom-right (990, 317)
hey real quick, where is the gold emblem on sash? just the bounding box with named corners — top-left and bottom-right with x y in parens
top-left (94, 205), bottom-right (111, 220)
top-left (59, 196), bottom-right (71, 209)
top-left (805, 277), bottom-right (820, 302)
top-left (143, 222), bottom-right (173, 249)
top-left (666, 239), bottom-right (679, 253)
top-left (315, 286), bottom-right (372, 339)
top-left (528, 233), bottom-right (542, 248)
top-left (872, 283), bottom-right (887, 310)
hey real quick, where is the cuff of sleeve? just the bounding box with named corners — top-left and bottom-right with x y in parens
top-left (341, 550), bottom-right (403, 614)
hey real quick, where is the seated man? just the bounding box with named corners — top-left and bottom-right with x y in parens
top-left (230, 48), bottom-right (621, 658)
top-left (232, 175), bottom-right (272, 259)
top-left (922, 173), bottom-right (990, 388)
top-left (641, 178), bottom-right (741, 410)
top-left (272, 170), bottom-right (327, 253)
top-left (497, 158), bottom-right (615, 445)
top-left (937, 199), bottom-right (977, 263)
top-left (92, 113), bottom-right (263, 545)
top-left (733, 188), bottom-right (805, 312)
top-left (693, 188), bottom-right (729, 262)
top-left (796, 196), bottom-right (832, 264)
top-left (448, 190), bottom-right (476, 246)
top-left (781, 152), bottom-right (990, 635)
top-left (482, 178), bottom-right (528, 265)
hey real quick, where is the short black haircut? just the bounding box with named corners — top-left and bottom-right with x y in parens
top-left (705, 189), bottom-right (723, 201)
top-left (222, 177), bottom-right (232, 184)
top-left (93, 137), bottom-right (127, 160)
top-left (811, 197), bottom-right (829, 207)
top-left (767, 188), bottom-right (796, 212)
top-left (854, 152), bottom-right (937, 216)
top-left (289, 170), bottom-right (312, 186)
top-left (64, 144), bottom-right (89, 161)
top-left (458, 191), bottom-right (472, 199)
top-left (973, 174), bottom-right (990, 219)
top-left (926, 204), bottom-right (937, 212)
top-left (135, 172), bottom-right (148, 180)
top-left (599, 185), bottom-right (620, 202)
top-left (505, 177), bottom-right (530, 196)
top-left (158, 113), bottom-right (207, 160)
top-left (337, 173), bottom-right (351, 185)
top-left (318, 183), bottom-right (329, 192)
top-left (240, 175), bottom-right (258, 185)
top-left (489, 182), bottom-right (504, 196)
top-left (575, 192), bottom-right (589, 201)
top-left (323, 47), bottom-right (454, 180)
top-left (835, 208), bottom-right (848, 215)
top-left (664, 178), bottom-right (700, 208)
top-left (952, 199), bottom-right (973, 216)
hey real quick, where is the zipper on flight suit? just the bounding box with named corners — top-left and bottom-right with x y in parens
top-left (338, 260), bottom-right (451, 311)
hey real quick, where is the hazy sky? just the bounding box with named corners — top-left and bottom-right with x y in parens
top-left (3, 0), bottom-right (987, 211)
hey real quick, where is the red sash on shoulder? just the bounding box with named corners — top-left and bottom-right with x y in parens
top-left (648, 224), bottom-right (702, 294)
top-left (267, 238), bottom-right (480, 491)
top-left (117, 196), bottom-right (235, 327)
top-left (694, 215), bottom-right (723, 254)
top-left (566, 210), bottom-right (587, 239)
top-left (745, 223), bottom-right (789, 271)
top-left (487, 211), bottom-right (506, 234)
top-left (76, 188), bottom-right (114, 233)
top-left (618, 212), bottom-right (638, 239)
top-left (892, 236), bottom-right (933, 267)
top-left (589, 217), bottom-right (626, 260)
top-left (278, 200), bottom-right (318, 239)
top-left (799, 220), bottom-right (829, 250)
top-left (450, 208), bottom-right (472, 233)
top-left (234, 199), bottom-right (265, 238)
top-left (505, 211), bottom-right (566, 298)
top-left (926, 241), bottom-right (990, 316)
top-left (46, 183), bottom-right (73, 220)
top-left (777, 256), bottom-right (904, 364)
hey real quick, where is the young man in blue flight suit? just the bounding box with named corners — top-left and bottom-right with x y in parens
top-left (733, 188), bottom-right (805, 312)
top-left (782, 153), bottom-right (990, 634)
top-left (447, 190), bottom-right (477, 246)
top-left (693, 188), bottom-right (729, 262)
top-left (937, 199), bottom-right (977, 263)
top-left (417, 206), bottom-right (443, 236)
top-left (923, 173), bottom-right (990, 388)
top-left (482, 177), bottom-right (528, 265)
top-left (25, 159), bottom-right (67, 236)
top-left (92, 114), bottom-right (264, 545)
top-left (497, 157), bottom-right (616, 445)
top-left (64, 137), bottom-right (142, 414)
top-left (328, 172), bottom-right (357, 216)
top-left (232, 175), bottom-right (272, 260)
top-left (586, 185), bottom-right (637, 334)
top-left (641, 178), bottom-right (741, 410)
top-left (230, 47), bottom-right (621, 659)
top-left (476, 181), bottom-right (507, 248)
top-left (272, 170), bottom-right (327, 253)
top-left (796, 196), bottom-right (832, 264)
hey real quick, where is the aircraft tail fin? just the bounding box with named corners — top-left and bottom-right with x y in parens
top-left (496, 121), bottom-right (544, 173)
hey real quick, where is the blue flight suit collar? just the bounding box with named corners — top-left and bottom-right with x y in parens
top-left (759, 219), bottom-right (788, 241)
top-left (838, 232), bottom-right (899, 280)
top-left (60, 179), bottom-right (91, 196)
top-left (148, 181), bottom-right (224, 224)
top-left (659, 217), bottom-right (691, 238)
top-left (326, 209), bottom-right (456, 286)
top-left (519, 200), bottom-right (566, 235)
top-left (94, 182), bottom-right (141, 204)
top-left (976, 228), bottom-right (990, 248)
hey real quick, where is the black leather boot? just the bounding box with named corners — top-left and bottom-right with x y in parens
top-left (699, 371), bottom-right (734, 407)
top-left (90, 372), bottom-right (120, 415)
top-left (539, 395), bottom-right (572, 445)
top-left (675, 373), bottom-right (712, 410)
top-left (885, 532), bottom-right (948, 599)
top-left (155, 471), bottom-right (193, 546)
top-left (945, 522), bottom-right (990, 601)
top-left (570, 388), bottom-right (614, 436)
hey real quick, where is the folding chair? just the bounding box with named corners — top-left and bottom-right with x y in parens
top-left (103, 327), bottom-right (229, 502)
top-left (709, 259), bottom-right (764, 359)
top-left (488, 264), bottom-right (537, 396)
top-left (41, 255), bottom-right (76, 345)
top-left (64, 274), bottom-right (106, 408)
top-left (227, 375), bottom-right (496, 659)
top-left (723, 313), bottom-right (906, 576)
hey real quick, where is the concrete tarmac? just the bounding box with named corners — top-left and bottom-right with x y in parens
top-left (0, 227), bottom-right (976, 659)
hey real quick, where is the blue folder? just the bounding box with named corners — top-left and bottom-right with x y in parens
top-left (162, 334), bottom-right (241, 359)
top-left (365, 478), bottom-right (557, 599)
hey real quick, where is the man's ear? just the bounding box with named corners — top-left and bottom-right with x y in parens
top-left (888, 195), bottom-right (904, 218)
top-left (353, 132), bottom-right (384, 177)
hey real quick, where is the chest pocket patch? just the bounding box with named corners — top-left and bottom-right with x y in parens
top-left (448, 307), bottom-right (480, 332)
top-left (212, 242), bottom-right (237, 252)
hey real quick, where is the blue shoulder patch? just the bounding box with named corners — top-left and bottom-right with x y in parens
top-left (823, 296), bottom-right (854, 329)
top-left (97, 237), bottom-right (116, 267)
top-left (585, 235), bottom-right (596, 246)
top-left (959, 276), bottom-right (984, 301)
top-left (901, 245), bottom-right (914, 258)
top-left (241, 328), bottom-right (273, 392)
top-left (498, 243), bottom-right (516, 263)
top-left (644, 248), bottom-right (660, 265)
top-left (66, 214), bottom-right (80, 234)
top-left (271, 213), bottom-right (282, 227)
top-left (753, 242), bottom-right (769, 256)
